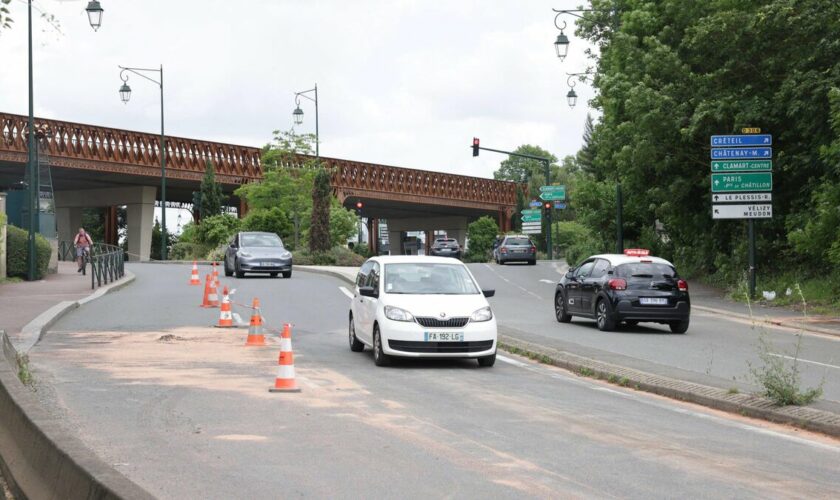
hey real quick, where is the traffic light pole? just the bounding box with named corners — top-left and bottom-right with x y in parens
top-left (472, 144), bottom-right (553, 260)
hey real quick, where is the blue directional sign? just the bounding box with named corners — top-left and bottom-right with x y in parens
top-left (554, 202), bottom-right (567, 209)
top-left (711, 147), bottom-right (772, 160)
top-left (710, 135), bottom-right (772, 147)
top-left (529, 200), bottom-right (542, 208)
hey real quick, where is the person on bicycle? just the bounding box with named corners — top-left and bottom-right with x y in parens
top-left (74, 227), bottom-right (93, 273)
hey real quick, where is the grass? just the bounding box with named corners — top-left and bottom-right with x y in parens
top-left (0, 276), bottom-right (23, 285)
top-left (17, 353), bottom-right (33, 386)
top-left (727, 387), bottom-right (739, 395)
top-left (726, 272), bottom-right (840, 316)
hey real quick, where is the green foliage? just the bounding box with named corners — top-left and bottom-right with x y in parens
top-left (199, 161), bottom-right (225, 219)
top-left (309, 168), bottom-right (332, 252)
top-left (293, 246), bottom-right (367, 267)
top-left (241, 207), bottom-right (293, 243)
top-left (196, 214), bottom-right (241, 248)
top-left (553, 221), bottom-right (603, 266)
top-left (464, 216), bottom-right (499, 263)
top-left (330, 203), bottom-right (358, 248)
top-left (5, 224), bottom-right (51, 280)
top-left (151, 219), bottom-right (176, 261)
top-left (351, 243), bottom-right (371, 257)
top-left (571, 0), bottom-right (840, 281)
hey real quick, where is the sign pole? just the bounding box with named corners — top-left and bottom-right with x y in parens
top-left (616, 183), bottom-right (623, 254)
top-left (544, 159), bottom-right (552, 261)
top-left (748, 219), bottom-right (756, 299)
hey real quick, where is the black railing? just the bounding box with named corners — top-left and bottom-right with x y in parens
top-left (59, 241), bottom-right (125, 289)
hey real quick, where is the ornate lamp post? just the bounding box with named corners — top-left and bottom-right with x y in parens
top-left (292, 84), bottom-right (319, 158)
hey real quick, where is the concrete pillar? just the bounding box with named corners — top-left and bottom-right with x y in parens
top-left (389, 230), bottom-right (403, 255)
top-left (55, 206), bottom-right (83, 250)
top-left (126, 201), bottom-right (155, 261)
top-left (0, 192), bottom-right (6, 279)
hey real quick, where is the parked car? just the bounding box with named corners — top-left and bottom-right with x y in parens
top-left (347, 256), bottom-right (497, 367)
top-left (224, 231), bottom-right (293, 278)
top-left (493, 235), bottom-right (537, 265)
top-left (429, 238), bottom-right (462, 259)
top-left (554, 249), bottom-right (690, 333)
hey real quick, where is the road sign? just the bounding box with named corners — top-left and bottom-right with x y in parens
top-left (711, 160), bottom-right (772, 172)
top-left (554, 202), bottom-right (567, 209)
top-left (712, 204), bottom-right (773, 219)
top-left (539, 185), bottom-right (566, 201)
top-left (521, 222), bottom-right (542, 229)
top-left (521, 209), bottom-right (541, 216)
top-left (710, 147), bottom-right (772, 160)
top-left (522, 228), bottom-right (542, 234)
top-left (711, 172), bottom-right (772, 192)
top-left (529, 200), bottom-right (542, 208)
top-left (712, 193), bottom-right (772, 203)
top-left (521, 214), bottom-right (542, 223)
top-left (710, 134), bottom-right (772, 147)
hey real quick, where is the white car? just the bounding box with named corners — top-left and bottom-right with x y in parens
top-left (348, 256), bottom-right (498, 367)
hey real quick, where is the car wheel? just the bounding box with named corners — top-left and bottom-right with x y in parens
top-left (498, 259), bottom-right (505, 265)
top-left (224, 258), bottom-right (233, 277)
top-left (669, 318), bottom-right (690, 334)
top-left (477, 352), bottom-right (496, 367)
top-left (234, 259), bottom-right (244, 279)
top-left (373, 325), bottom-right (390, 366)
top-left (595, 299), bottom-right (616, 331)
top-left (349, 315), bottom-right (364, 352)
top-left (282, 270), bottom-right (292, 279)
top-left (555, 293), bottom-right (572, 323)
top-left (270, 272), bottom-right (279, 278)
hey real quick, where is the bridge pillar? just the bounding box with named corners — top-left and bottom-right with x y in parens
top-left (56, 206), bottom-right (83, 249)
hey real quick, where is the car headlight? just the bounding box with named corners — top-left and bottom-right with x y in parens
top-left (470, 306), bottom-right (493, 322)
top-left (280, 251), bottom-right (292, 259)
top-left (239, 251), bottom-right (252, 258)
top-left (384, 306), bottom-right (415, 322)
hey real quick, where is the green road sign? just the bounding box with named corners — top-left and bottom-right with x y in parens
top-left (540, 191), bottom-right (565, 201)
top-left (711, 160), bottom-right (772, 172)
top-left (711, 172), bottom-right (772, 192)
top-left (521, 209), bottom-right (541, 216)
top-left (540, 185), bottom-right (566, 195)
top-left (521, 214), bottom-right (542, 223)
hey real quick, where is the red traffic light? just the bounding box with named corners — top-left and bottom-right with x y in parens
top-left (544, 202), bottom-right (551, 209)
top-left (472, 137), bottom-right (480, 157)
top-left (356, 201), bottom-right (363, 209)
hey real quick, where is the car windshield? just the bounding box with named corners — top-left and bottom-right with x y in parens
top-left (505, 237), bottom-right (531, 245)
top-left (240, 233), bottom-right (283, 248)
top-left (615, 263), bottom-right (676, 279)
top-left (384, 263), bottom-right (480, 295)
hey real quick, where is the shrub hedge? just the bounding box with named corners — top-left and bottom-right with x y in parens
top-left (6, 224), bottom-right (51, 279)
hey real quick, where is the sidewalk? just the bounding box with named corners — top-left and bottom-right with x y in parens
top-left (0, 261), bottom-right (94, 349)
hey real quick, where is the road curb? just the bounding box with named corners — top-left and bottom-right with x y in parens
top-left (0, 267), bottom-right (151, 499)
top-left (297, 266), bottom-right (355, 284)
top-left (498, 334), bottom-right (840, 438)
top-left (15, 271), bottom-right (136, 354)
top-left (692, 305), bottom-right (840, 337)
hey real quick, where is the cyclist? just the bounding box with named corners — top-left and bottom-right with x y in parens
top-left (73, 227), bottom-right (93, 273)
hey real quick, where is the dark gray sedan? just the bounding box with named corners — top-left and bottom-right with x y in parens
top-left (493, 235), bottom-right (537, 265)
top-left (224, 232), bottom-right (292, 278)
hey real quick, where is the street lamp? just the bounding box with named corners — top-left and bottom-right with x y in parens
top-left (565, 73), bottom-right (592, 109)
top-left (118, 65), bottom-right (168, 260)
top-left (292, 84), bottom-right (319, 157)
top-left (85, 0), bottom-right (104, 31)
top-left (553, 19), bottom-right (570, 61)
top-left (25, 0), bottom-right (101, 280)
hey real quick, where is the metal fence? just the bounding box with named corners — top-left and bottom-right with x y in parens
top-left (58, 241), bottom-right (125, 289)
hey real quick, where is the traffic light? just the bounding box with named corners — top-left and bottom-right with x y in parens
top-left (472, 137), bottom-right (480, 157)
top-left (544, 202), bottom-right (551, 211)
top-left (355, 201), bottom-right (363, 215)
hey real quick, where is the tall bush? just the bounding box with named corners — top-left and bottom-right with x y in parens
top-left (6, 224), bottom-right (51, 279)
top-left (464, 216), bottom-right (499, 262)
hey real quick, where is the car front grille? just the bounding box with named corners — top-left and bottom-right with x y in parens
top-left (415, 317), bottom-right (470, 328)
top-left (388, 340), bottom-right (494, 353)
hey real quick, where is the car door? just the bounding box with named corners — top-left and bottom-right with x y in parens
top-left (581, 259), bottom-right (610, 313)
top-left (225, 234), bottom-right (239, 269)
top-left (353, 260), bottom-right (375, 340)
top-left (566, 259), bottom-right (595, 313)
top-left (363, 262), bottom-right (382, 341)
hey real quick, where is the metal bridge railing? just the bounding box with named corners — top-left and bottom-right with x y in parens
top-left (59, 241), bottom-right (125, 289)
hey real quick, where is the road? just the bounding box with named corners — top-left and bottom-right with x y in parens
top-left (467, 262), bottom-right (840, 405)
top-left (27, 263), bottom-right (840, 498)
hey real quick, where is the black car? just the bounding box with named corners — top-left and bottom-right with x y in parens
top-left (554, 251), bottom-right (690, 333)
top-left (429, 238), bottom-right (462, 259)
top-left (224, 231), bottom-right (293, 278)
top-left (494, 235), bottom-right (537, 265)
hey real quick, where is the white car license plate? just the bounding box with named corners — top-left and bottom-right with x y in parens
top-left (260, 261), bottom-right (273, 267)
top-left (424, 331), bottom-right (464, 342)
top-left (640, 297), bottom-right (668, 305)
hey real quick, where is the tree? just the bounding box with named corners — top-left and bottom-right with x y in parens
top-left (151, 219), bottom-right (176, 260)
top-left (577, 113), bottom-right (596, 173)
top-left (464, 216), bottom-right (500, 262)
top-left (493, 145), bottom-right (559, 184)
top-left (309, 168), bottom-right (331, 252)
top-left (0, 0), bottom-right (12, 33)
top-left (199, 161), bottom-right (225, 219)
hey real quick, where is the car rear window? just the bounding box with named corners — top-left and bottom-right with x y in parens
top-left (615, 263), bottom-right (677, 279)
top-left (505, 237), bottom-right (531, 245)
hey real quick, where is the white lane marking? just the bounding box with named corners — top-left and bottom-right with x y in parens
top-left (496, 354), bottom-right (528, 367)
top-left (483, 264), bottom-right (543, 300)
top-left (499, 352), bottom-right (840, 452)
top-left (339, 286), bottom-right (354, 299)
top-left (539, 279), bottom-right (555, 284)
top-left (769, 353), bottom-right (840, 370)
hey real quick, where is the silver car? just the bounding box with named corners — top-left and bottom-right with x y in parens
top-left (224, 232), bottom-right (292, 278)
top-left (493, 235), bottom-right (537, 265)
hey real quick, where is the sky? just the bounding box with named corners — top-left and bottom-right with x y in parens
top-left (1, 0), bottom-right (598, 229)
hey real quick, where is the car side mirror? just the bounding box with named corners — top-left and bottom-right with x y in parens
top-left (482, 289), bottom-right (495, 298)
top-left (565, 271), bottom-right (575, 279)
top-left (359, 286), bottom-right (378, 298)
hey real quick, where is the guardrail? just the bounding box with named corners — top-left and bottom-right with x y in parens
top-left (59, 241), bottom-right (125, 289)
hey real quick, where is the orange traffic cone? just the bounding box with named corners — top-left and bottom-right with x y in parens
top-left (270, 323), bottom-right (301, 393)
top-left (212, 262), bottom-right (220, 290)
top-left (245, 298), bottom-right (266, 346)
top-left (200, 274), bottom-right (219, 308)
top-left (189, 261), bottom-right (201, 285)
top-left (216, 286), bottom-right (234, 327)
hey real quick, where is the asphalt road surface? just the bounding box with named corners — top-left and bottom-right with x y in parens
top-left (467, 261), bottom-right (840, 405)
top-left (28, 264), bottom-right (840, 499)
